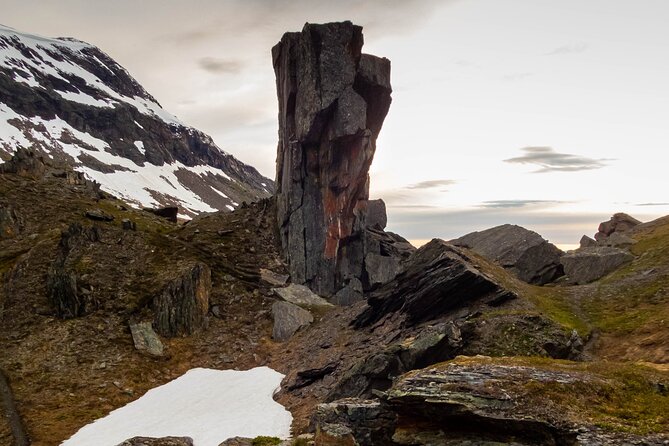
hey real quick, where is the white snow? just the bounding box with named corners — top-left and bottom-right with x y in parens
top-left (55, 89), bottom-right (114, 108)
top-left (0, 24), bottom-right (184, 125)
top-left (60, 367), bottom-right (292, 446)
top-left (0, 102), bottom-right (31, 150)
top-left (210, 187), bottom-right (229, 199)
top-left (226, 204), bottom-right (235, 211)
top-left (133, 140), bottom-right (145, 155)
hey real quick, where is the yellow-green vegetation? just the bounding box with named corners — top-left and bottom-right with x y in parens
top-left (449, 356), bottom-right (669, 435)
top-left (252, 436), bottom-right (282, 446)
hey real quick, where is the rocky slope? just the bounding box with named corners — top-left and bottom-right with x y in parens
top-left (0, 24), bottom-right (272, 217)
top-left (1, 20), bottom-right (667, 446)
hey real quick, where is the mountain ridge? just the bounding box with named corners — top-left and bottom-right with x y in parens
top-left (0, 24), bottom-right (273, 217)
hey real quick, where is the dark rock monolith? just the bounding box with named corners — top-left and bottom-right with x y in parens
top-left (272, 21), bottom-right (392, 297)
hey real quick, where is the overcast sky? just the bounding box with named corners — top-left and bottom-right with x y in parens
top-left (2, 0), bottom-right (668, 248)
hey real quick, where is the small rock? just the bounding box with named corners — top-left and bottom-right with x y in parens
top-left (579, 235), bottom-right (597, 249)
top-left (271, 301), bottom-right (313, 341)
top-left (116, 437), bottom-right (194, 446)
top-left (85, 209), bottom-right (114, 222)
top-left (143, 206), bottom-right (179, 223)
top-left (260, 268), bottom-right (289, 287)
top-left (273, 284), bottom-right (334, 310)
top-left (129, 321), bottom-right (164, 357)
top-left (331, 278), bottom-right (364, 306)
top-left (122, 219), bottom-right (136, 231)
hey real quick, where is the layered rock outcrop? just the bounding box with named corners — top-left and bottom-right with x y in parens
top-left (451, 224), bottom-right (564, 285)
top-left (272, 21), bottom-right (392, 297)
top-left (354, 240), bottom-right (516, 328)
top-left (152, 263), bottom-right (211, 337)
top-left (595, 213), bottom-right (641, 242)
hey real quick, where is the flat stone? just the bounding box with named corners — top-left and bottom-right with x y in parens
top-left (271, 301), bottom-right (313, 341)
top-left (116, 437), bottom-right (193, 446)
top-left (85, 208), bottom-right (114, 222)
top-left (260, 268), bottom-right (289, 287)
top-left (129, 321), bottom-right (164, 357)
top-left (273, 284), bottom-right (334, 309)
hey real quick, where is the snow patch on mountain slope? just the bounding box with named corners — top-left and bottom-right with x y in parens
top-left (0, 103), bottom-right (228, 214)
top-left (60, 367), bottom-right (292, 446)
top-left (0, 24), bottom-right (182, 125)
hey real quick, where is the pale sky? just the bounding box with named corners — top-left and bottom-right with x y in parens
top-left (2, 0), bottom-right (668, 248)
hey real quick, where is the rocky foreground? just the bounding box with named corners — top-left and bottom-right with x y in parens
top-left (0, 20), bottom-right (668, 446)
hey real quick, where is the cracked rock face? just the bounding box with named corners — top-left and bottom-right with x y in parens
top-left (272, 21), bottom-right (392, 297)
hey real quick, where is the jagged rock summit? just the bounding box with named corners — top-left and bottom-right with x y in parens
top-left (451, 224), bottom-right (564, 285)
top-left (273, 21), bottom-right (393, 297)
top-left (0, 24), bottom-right (272, 216)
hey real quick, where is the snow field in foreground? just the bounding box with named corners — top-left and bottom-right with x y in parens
top-left (60, 367), bottom-right (292, 446)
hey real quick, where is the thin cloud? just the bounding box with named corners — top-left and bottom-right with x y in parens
top-left (480, 200), bottom-right (567, 209)
top-left (545, 42), bottom-right (588, 56)
top-left (504, 146), bottom-right (611, 173)
top-left (406, 179), bottom-right (456, 190)
top-left (198, 57), bottom-right (243, 74)
top-left (636, 202), bottom-right (669, 207)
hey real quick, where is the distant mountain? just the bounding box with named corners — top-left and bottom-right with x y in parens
top-left (0, 24), bottom-right (273, 216)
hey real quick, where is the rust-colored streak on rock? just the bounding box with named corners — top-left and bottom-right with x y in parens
top-left (273, 22), bottom-right (391, 296)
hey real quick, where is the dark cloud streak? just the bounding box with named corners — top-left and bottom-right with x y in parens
top-left (504, 146), bottom-right (611, 173)
top-left (406, 179), bottom-right (456, 190)
top-left (198, 57), bottom-right (243, 74)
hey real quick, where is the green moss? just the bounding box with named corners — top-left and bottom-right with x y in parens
top-left (252, 436), bottom-right (282, 446)
top-left (448, 356), bottom-right (669, 435)
top-left (526, 287), bottom-right (590, 334)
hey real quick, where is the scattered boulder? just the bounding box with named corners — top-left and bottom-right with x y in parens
top-left (273, 284), bottom-right (334, 310)
top-left (363, 253), bottom-right (401, 289)
top-left (313, 398), bottom-right (396, 446)
top-left (46, 268), bottom-right (83, 319)
top-left (329, 322), bottom-right (463, 401)
top-left (0, 148), bottom-right (46, 178)
top-left (561, 247), bottom-right (634, 284)
top-left (601, 231), bottom-right (637, 248)
top-left (451, 224), bottom-right (564, 285)
top-left (354, 240), bottom-right (516, 328)
top-left (273, 21), bottom-right (392, 297)
top-left (365, 199), bottom-right (387, 230)
top-left (579, 234), bottom-right (597, 249)
top-left (144, 206), bottom-right (179, 223)
top-left (116, 437), bottom-right (193, 446)
top-left (331, 278), bottom-right (364, 306)
top-left (122, 218), bottom-right (137, 231)
top-left (47, 223), bottom-right (101, 318)
top-left (0, 204), bottom-right (23, 239)
top-left (85, 208), bottom-right (115, 222)
top-left (129, 321), bottom-right (164, 357)
top-left (260, 268), bottom-right (289, 287)
top-left (153, 263), bottom-right (211, 337)
top-left (595, 212), bottom-right (641, 241)
top-left (272, 301), bottom-right (314, 342)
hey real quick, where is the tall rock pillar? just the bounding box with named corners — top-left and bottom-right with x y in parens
top-left (272, 22), bottom-right (392, 297)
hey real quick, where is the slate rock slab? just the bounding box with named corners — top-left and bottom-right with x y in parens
top-left (273, 284), bottom-right (334, 310)
top-left (561, 247), bottom-right (634, 284)
top-left (129, 321), bottom-right (164, 357)
top-left (272, 301), bottom-right (314, 341)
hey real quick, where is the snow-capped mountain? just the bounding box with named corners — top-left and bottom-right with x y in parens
top-left (0, 24), bottom-right (273, 216)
